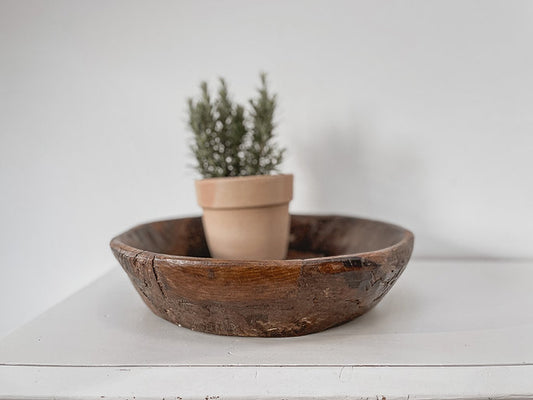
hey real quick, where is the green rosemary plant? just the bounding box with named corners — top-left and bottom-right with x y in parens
top-left (187, 73), bottom-right (285, 178)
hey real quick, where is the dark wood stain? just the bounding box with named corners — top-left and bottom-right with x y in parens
top-left (110, 215), bottom-right (414, 337)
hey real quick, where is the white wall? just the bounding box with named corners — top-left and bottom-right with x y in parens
top-left (1, 0), bottom-right (532, 338)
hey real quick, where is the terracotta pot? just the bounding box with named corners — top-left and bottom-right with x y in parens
top-left (195, 174), bottom-right (293, 260)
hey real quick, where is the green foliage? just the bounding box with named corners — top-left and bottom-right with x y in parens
top-left (187, 74), bottom-right (285, 178)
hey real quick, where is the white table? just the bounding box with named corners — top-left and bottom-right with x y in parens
top-left (1, 259), bottom-right (532, 399)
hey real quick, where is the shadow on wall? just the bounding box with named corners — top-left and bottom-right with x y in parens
top-left (292, 123), bottom-right (481, 259)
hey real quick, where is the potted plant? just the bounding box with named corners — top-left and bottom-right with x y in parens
top-left (187, 73), bottom-right (293, 260)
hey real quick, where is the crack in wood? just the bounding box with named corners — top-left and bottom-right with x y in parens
top-left (150, 255), bottom-right (166, 299)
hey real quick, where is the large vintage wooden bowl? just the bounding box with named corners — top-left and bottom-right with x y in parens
top-left (110, 215), bottom-right (414, 337)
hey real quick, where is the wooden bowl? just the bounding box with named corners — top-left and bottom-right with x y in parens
top-left (110, 215), bottom-right (414, 337)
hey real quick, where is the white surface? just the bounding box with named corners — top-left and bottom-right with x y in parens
top-left (1, 0), bottom-right (533, 339)
top-left (1, 260), bottom-right (532, 399)
top-left (1, 365), bottom-right (532, 400)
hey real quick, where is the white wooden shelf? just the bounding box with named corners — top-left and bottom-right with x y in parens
top-left (1, 259), bottom-right (532, 399)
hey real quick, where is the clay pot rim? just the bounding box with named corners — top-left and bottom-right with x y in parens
top-left (195, 173), bottom-right (293, 209)
top-left (110, 214), bottom-right (414, 266)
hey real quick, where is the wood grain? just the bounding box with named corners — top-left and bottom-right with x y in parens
top-left (110, 215), bottom-right (414, 337)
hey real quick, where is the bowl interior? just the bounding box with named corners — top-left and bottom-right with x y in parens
top-left (118, 215), bottom-right (408, 259)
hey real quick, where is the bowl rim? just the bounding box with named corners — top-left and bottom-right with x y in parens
top-left (110, 214), bottom-right (414, 266)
